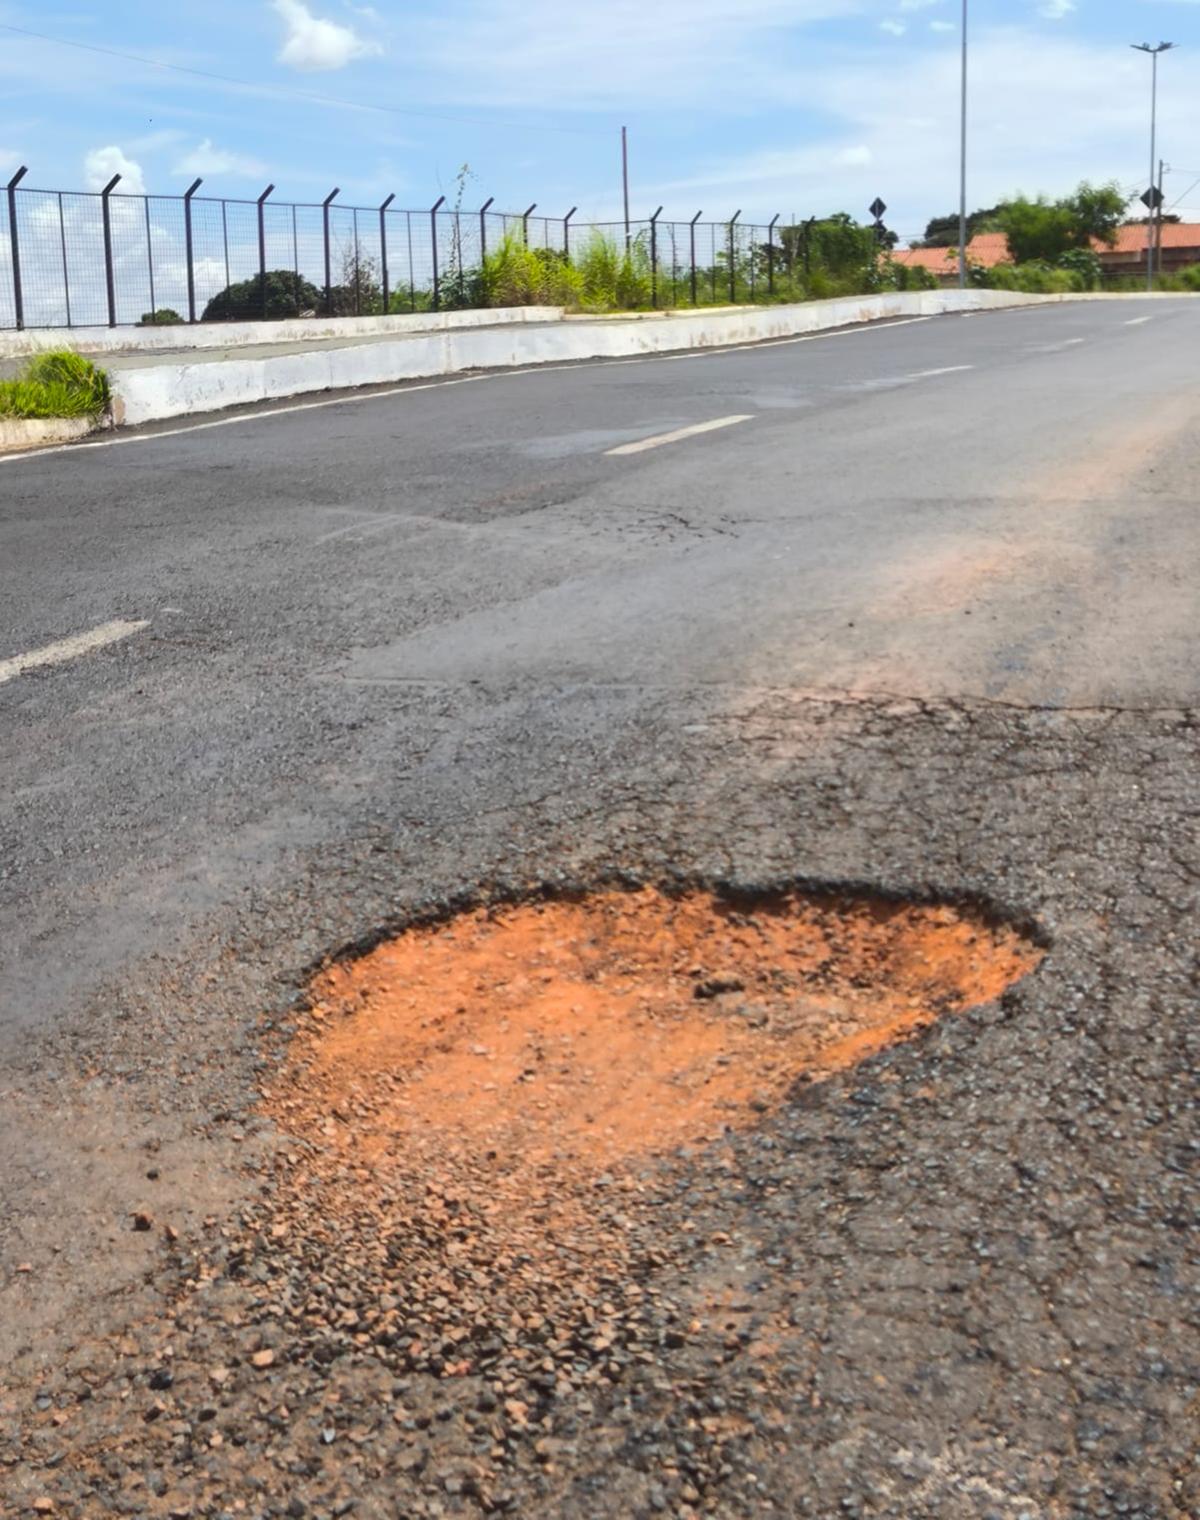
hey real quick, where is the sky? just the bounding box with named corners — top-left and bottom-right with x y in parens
top-left (1, 0), bottom-right (1199, 242)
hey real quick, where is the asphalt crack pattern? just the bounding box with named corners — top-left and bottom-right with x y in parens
top-left (0, 690), bottom-right (1196, 1519)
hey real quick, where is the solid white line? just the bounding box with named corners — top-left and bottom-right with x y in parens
top-left (1032, 338), bottom-right (1086, 353)
top-left (0, 318), bottom-right (937, 466)
top-left (605, 414), bottom-right (754, 456)
top-left (0, 618), bottom-right (149, 686)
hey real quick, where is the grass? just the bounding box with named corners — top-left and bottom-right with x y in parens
top-left (0, 350), bottom-right (111, 421)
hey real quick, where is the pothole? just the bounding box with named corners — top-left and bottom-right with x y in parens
top-left (272, 885), bottom-right (1042, 1171)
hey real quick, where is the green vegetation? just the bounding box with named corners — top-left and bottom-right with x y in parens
top-left (202, 270), bottom-right (322, 322)
top-left (995, 181), bottom-right (1126, 264)
top-left (139, 308), bottom-right (184, 325)
top-left (0, 350), bottom-right (111, 421)
top-left (918, 206), bottom-right (1000, 247)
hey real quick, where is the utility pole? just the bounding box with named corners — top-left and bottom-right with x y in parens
top-left (621, 126), bottom-right (631, 251)
top-left (958, 0), bottom-right (968, 289)
top-left (1132, 42), bottom-right (1175, 293)
top-left (1155, 157), bottom-right (1166, 277)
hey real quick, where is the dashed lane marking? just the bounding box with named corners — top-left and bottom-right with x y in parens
top-left (605, 415), bottom-right (754, 456)
top-left (0, 618), bottom-right (150, 686)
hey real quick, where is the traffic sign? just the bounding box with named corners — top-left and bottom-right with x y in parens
top-left (869, 197), bottom-right (887, 221)
top-left (1141, 186), bottom-right (1164, 210)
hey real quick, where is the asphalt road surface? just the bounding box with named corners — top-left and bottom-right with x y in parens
top-left (1, 299), bottom-right (1198, 1519)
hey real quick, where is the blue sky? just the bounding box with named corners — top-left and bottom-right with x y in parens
top-left (1, 0), bottom-right (1198, 240)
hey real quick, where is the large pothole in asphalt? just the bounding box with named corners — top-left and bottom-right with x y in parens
top-left (272, 885), bottom-right (1042, 1172)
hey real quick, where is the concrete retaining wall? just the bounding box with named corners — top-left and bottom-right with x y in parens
top-left (109, 290), bottom-right (1072, 427)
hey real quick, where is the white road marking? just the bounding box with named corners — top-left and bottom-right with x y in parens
top-left (0, 618), bottom-right (149, 686)
top-left (0, 318), bottom-right (936, 466)
top-left (1031, 338), bottom-right (1086, 353)
top-left (1125, 315), bottom-right (1154, 326)
top-left (903, 365), bottom-right (974, 380)
top-left (606, 415), bottom-right (754, 456)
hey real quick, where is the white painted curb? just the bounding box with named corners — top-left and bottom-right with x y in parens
top-left (108, 290), bottom-right (1074, 427)
top-left (0, 415), bottom-right (94, 453)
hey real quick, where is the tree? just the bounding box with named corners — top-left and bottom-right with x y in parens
top-left (996, 181), bottom-right (1127, 263)
top-left (202, 270), bottom-right (321, 322)
top-left (919, 206), bottom-right (999, 247)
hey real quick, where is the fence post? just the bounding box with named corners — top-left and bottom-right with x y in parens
top-left (767, 214), bottom-right (779, 297)
top-left (144, 195), bottom-right (156, 319)
top-left (649, 206), bottom-right (663, 308)
top-left (479, 197), bottom-right (494, 263)
top-left (728, 210), bottom-right (741, 304)
top-left (323, 188), bottom-right (340, 315)
top-left (430, 195), bottom-right (445, 311)
top-left (521, 203), bottom-right (536, 246)
top-left (256, 184), bottom-right (274, 320)
top-left (353, 207), bottom-right (361, 315)
top-left (6, 166), bottom-right (28, 331)
top-left (804, 216), bottom-right (816, 276)
top-left (101, 174), bottom-right (121, 327)
top-left (183, 178), bottom-right (202, 323)
top-left (379, 193), bottom-right (395, 314)
top-left (563, 206), bottom-right (576, 259)
top-left (58, 191), bottom-right (71, 327)
top-left (689, 210), bottom-right (702, 307)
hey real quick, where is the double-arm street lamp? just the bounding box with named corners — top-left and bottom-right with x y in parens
top-left (1132, 42), bottom-right (1176, 293)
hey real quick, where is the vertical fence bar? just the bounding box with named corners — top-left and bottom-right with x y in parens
top-left (101, 174), bottom-right (121, 327)
top-left (144, 196), bottom-right (156, 319)
top-left (727, 211), bottom-right (741, 303)
top-left (292, 203), bottom-right (300, 315)
top-left (353, 207), bottom-right (361, 315)
top-left (767, 214), bottom-right (779, 297)
top-left (521, 203), bottom-right (536, 246)
top-left (6, 167), bottom-right (28, 330)
top-left (649, 206), bottom-right (662, 308)
top-left (183, 178), bottom-right (202, 323)
top-left (563, 206), bottom-right (576, 259)
top-left (222, 201), bottom-right (230, 294)
top-left (479, 197), bottom-right (494, 263)
top-left (455, 210), bottom-right (465, 307)
top-left (406, 211), bottom-right (415, 311)
top-left (689, 210), bottom-right (702, 307)
top-left (58, 191), bottom-right (71, 327)
top-left (322, 188), bottom-right (340, 316)
top-left (256, 184), bottom-right (274, 320)
top-left (379, 193), bottom-right (395, 314)
top-left (430, 195), bottom-right (445, 311)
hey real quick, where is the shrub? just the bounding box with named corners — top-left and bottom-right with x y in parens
top-left (985, 261), bottom-right (1079, 295)
top-left (1176, 262), bottom-right (1200, 292)
top-left (0, 350), bottom-right (110, 420)
top-left (139, 308), bottom-right (184, 325)
top-left (476, 233), bottom-right (584, 309)
top-left (202, 270), bottom-right (322, 322)
top-left (1056, 248), bottom-right (1102, 291)
top-left (574, 231), bottom-right (652, 310)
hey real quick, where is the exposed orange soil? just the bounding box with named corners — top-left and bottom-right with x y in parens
top-left (277, 887), bottom-right (1041, 1172)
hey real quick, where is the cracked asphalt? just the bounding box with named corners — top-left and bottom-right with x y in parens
top-left (1, 299), bottom-right (1198, 1518)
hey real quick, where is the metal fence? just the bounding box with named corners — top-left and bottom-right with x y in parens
top-left (1, 168), bottom-right (829, 331)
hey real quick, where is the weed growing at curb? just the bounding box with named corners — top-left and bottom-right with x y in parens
top-left (0, 350), bottom-right (110, 421)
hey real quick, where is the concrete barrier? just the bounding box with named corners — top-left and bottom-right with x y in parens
top-left (107, 290), bottom-right (1075, 427)
top-left (0, 307), bottom-right (558, 360)
top-left (0, 416), bottom-right (95, 453)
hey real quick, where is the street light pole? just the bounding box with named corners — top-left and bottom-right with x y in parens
top-left (1132, 42), bottom-right (1175, 294)
top-left (957, 0), bottom-right (968, 289)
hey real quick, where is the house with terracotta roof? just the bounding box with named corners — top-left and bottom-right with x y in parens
top-left (893, 223), bottom-right (1200, 283)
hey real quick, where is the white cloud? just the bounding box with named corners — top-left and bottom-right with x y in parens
top-left (84, 145), bottom-right (146, 195)
top-left (1038, 0), bottom-right (1075, 17)
top-left (930, 19), bottom-right (955, 31)
top-left (836, 144), bottom-right (873, 166)
top-left (0, 147), bottom-right (19, 176)
top-left (172, 139), bottom-right (268, 178)
top-left (880, 19), bottom-right (907, 34)
top-left (272, 0), bottom-right (382, 71)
